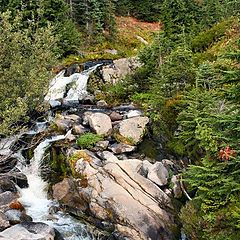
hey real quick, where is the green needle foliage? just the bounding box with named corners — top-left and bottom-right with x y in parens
top-left (0, 11), bottom-right (58, 135)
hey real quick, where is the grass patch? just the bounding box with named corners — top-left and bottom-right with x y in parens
top-left (76, 133), bottom-right (103, 149)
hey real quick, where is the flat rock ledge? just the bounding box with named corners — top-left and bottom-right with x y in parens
top-left (53, 154), bottom-right (177, 240)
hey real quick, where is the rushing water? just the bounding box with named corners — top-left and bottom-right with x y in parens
top-left (18, 132), bottom-right (93, 240)
top-left (45, 64), bottom-right (102, 107)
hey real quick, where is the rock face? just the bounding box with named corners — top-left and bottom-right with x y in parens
top-left (53, 154), bottom-right (177, 240)
top-left (115, 116), bottom-right (149, 145)
top-left (100, 57), bottom-right (141, 84)
top-left (145, 161), bottom-right (169, 187)
top-left (88, 113), bottom-right (112, 136)
top-left (0, 222), bottom-right (58, 240)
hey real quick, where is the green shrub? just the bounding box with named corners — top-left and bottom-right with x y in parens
top-left (191, 19), bottom-right (233, 52)
top-left (76, 133), bottom-right (103, 149)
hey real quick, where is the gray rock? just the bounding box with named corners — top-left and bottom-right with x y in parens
top-left (0, 156), bottom-right (17, 174)
top-left (126, 110), bottom-right (143, 118)
top-left (73, 124), bottom-right (87, 135)
top-left (5, 209), bottom-right (22, 224)
top-left (0, 212), bottom-right (10, 231)
top-left (147, 162), bottom-right (169, 186)
top-left (0, 136), bottom-right (20, 156)
top-left (88, 113), bottom-right (112, 136)
top-left (109, 143), bottom-right (136, 154)
top-left (115, 116), bottom-right (149, 145)
top-left (54, 118), bottom-right (73, 132)
top-left (104, 49), bottom-right (118, 55)
top-left (53, 157), bottom-right (176, 240)
top-left (0, 191), bottom-right (18, 207)
top-left (65, 133), bottom-right (76, 142)
top-left (95, 141), bottom-right (109, 150)
top-left (97, 151), bottom-right (118, 162)
top-left (109, 111), bottom-right (123, 122)
top-left (3, 172), bottom-right (28, 188)
top-left (63, 114), bottom-right (81, 122)
top-left (100, 57), bottom-right (141, 84)
top-left (0, 222), bottom-right (57, 240)
top-left (82, 111), bottom-right (93, 125)
top-left (171, 175), bottom-right (182, 199)
top-left (96, 100), bottom-right (108, 107)
top-left (0, 177), bottom-right (17, 193)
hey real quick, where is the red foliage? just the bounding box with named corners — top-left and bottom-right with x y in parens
top-left (9, 200), bottom-right (24, 211)
top-left (219, 146), bottom-right (236, 161)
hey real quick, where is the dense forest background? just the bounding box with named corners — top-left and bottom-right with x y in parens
top-left (0, 1), bottom-right (240, 239)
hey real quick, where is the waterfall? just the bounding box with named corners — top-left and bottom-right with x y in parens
top-left (19, 134), bottom-right (65, 221)
top-left (45, 64), bottom-right (102, 107)
top-left (18, 132), bottom-right (93, 239)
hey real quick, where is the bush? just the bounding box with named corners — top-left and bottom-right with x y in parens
top-left (191, 19), bottom-right (233, 52)
top-left (76, 133), bottom-right (103, 149)
top-left (0, 11), bottom-right (58, 135)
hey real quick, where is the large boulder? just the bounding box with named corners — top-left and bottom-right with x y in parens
top-left (88, 113), bottom-right (112, 136)
top-left (0, 222), bottom-right (58, 240)
top-left (146, 162), bottom-right (169, 187)
top-left (52, 155), bottom-right (177, 240)
top-left (52, 178), bottom-right (88, 212)
top-left (100, 57), bottom-right (141, 84)
top-left (114, 117), bottom-right (149, 145)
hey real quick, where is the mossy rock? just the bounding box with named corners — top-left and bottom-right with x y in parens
top-left (68, 150), bottom-right (93, 177)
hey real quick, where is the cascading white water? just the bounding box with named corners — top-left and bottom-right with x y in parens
top-left (18, 132), bottom-right (93, 239)
top-left (19, 134), bottom-right (65, 221)
top-left (45, 64), bottom-right (102, 107)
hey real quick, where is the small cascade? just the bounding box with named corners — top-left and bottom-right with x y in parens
top-left (19, 134), bottom-right (65, 221)
top-left (45, 64), bottom-right (102, 107)
top-left (18, 132), bottom-right (93, 239)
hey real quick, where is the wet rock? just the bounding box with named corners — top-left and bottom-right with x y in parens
top-left (82, 94), bottom-right (95, 104)
top-left (115, 117), bottom-right (149, 145)
top-left (63, 114), bottom-right (81, 122)
top-left (0, 222), bottom-right (57, 240)
top-left (147, 162), bottom-right (169, 186)
top-left (54, 119), bottom-right (73, 132)
top-left (54, 157), bottom-right (177, 240)
top-left (96, 100), bottom-right (108, 107)
top-left (88, 113), bottom-right (112, 136)
top-left (0, 212), bottom-right (10, 231)
top-left (73, 124), bottom-right (88, 135)
top-left (65, 133), bottom-right (76, 142)
top-left (109, 143), bottom-right (136, 154)
top-left (3, 171), bottom-right (28, 188)
top-left (0, 136), bottom-right (19, 156)
top-left (0, 177), bottom-right (17, 193)
top-left (65, 63), bottom-right (82, 77)
top-left (4, 209), bottom-right (29, 224)
top-left (0, 156), bottom-right (17, 174)
top-left (171, 175), bottom-right (182, 199)
top-left (109, 111), bottom-right (123, 122)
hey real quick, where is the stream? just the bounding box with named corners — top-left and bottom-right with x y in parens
top-left (0, 60), bottom-right (186, 240)
top-left (18, 132), bottom-right (94, 240)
